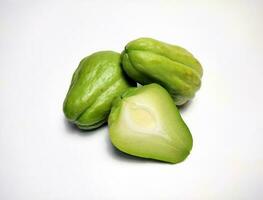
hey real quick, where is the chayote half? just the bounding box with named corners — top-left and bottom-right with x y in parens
top-left (108, 83), bottom-right (193, 163)
top-left (63, 51), bottom-right (136, 130)
top-left (121, 38), bottom-right (203, 105)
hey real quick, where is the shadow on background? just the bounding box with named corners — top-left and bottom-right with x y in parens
top-left (63, 118), bottom-right (106, 137)
top-left (178, 100), bottom-right (192, 114)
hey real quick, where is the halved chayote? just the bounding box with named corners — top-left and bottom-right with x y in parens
top-left (121, 37), bottom-right (203, 105)
top-left (63, 51), bottom-right (136, 130)
top-left (108, 83), bottom-right (193, 163)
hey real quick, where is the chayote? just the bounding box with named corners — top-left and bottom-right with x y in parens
top-left (109, 83), bottom-right (193, 163)
top-left (121, 38), bottom-right (203, 105)
top-left (63, 51), bottom-right (136, 130)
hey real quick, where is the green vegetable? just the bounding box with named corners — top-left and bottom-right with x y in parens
top-left (63, 51), bottom-right (136, 130)
top-left (121, 37), bottom-right (203, 105)
top-left (108, 83), bottom-right (193, 163)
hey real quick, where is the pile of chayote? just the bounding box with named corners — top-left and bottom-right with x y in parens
top-left (63, 38), bottom-right (203, 164)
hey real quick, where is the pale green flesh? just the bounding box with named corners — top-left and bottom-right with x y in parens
top-left (109, 84), bottom-right (193, 163)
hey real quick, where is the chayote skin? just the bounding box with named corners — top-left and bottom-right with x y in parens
top-left (109, 83), bottom-right (193, 163)
top-left (63, 51), bottom-right (136, 130)
top-left (121, 38), bottom-right (203, 105)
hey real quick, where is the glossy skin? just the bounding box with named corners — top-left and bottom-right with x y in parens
top-left (109, 84), bottom-right (193, 164)
top-left (121, 38), bottom-right (203, 105)
top-left (63, 51), bottom-right (136, 130)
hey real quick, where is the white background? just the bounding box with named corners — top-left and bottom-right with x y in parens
top-left (1, 0), bottom-right (263, 199)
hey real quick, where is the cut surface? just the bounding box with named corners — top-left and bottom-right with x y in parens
top-left (109, 84), bottom-right (193, 164)
top-left (123, 100), bottom-right (157, 132)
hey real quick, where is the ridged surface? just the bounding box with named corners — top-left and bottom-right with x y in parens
top-left (63, 51), bottom-right (135, 130)
top-left (122, 38), bottom-right (203, 105)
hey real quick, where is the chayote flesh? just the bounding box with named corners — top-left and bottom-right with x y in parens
top-left (63, 51), bottom-right (136, 130)
top-left (109, 83), bottom-right (193, 163)
top-left (121, 38), bottom-right (203, 105)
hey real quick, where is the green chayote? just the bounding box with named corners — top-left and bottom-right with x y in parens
top-left (109, 83), bottom-right (193, 163)
top-left (63, 51), bottom-right (136, 130)
top-left (121, 38), bottom-right (203, 105)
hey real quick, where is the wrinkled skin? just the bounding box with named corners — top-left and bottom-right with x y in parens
top-left (63, 51), bottom-right (136, 130)
top-left (109, 84), bottom-right (193, 164)
top-left (121, 38), bottom-right (203, 105)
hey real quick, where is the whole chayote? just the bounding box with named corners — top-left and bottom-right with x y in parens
top-left (63, 51), bottom-right (136, 130)
top-left (121, 38), bottom-right (203, 105)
